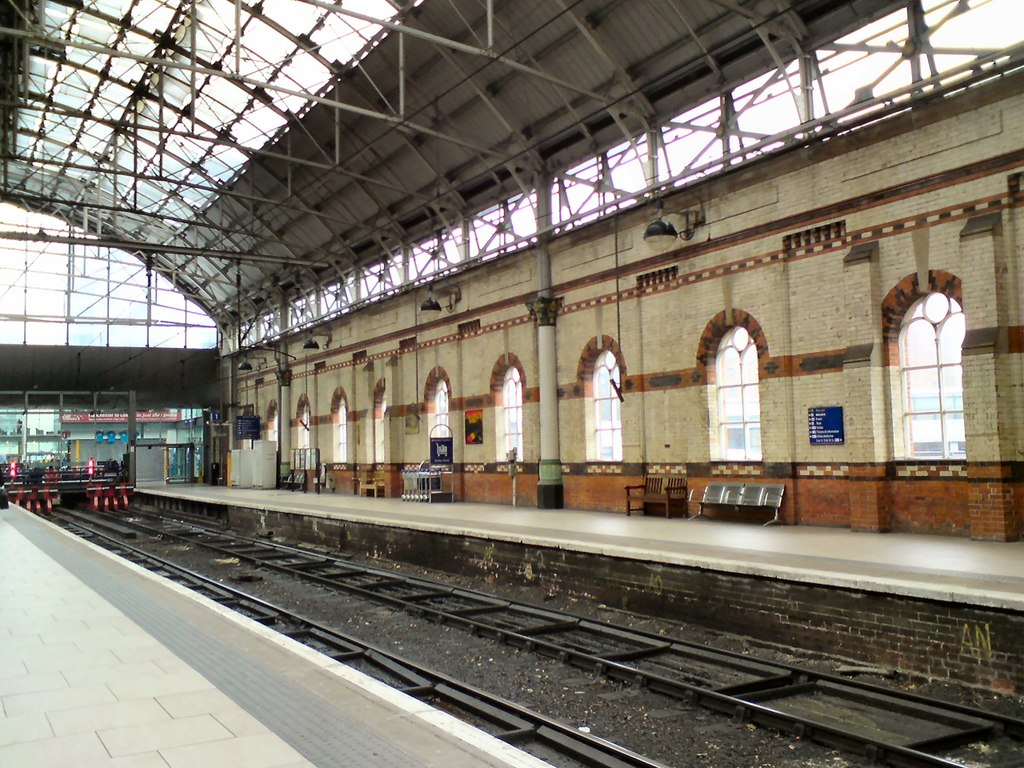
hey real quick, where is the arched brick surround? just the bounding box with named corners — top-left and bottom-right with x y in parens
top-left (329, 387), bottom-right (348, 421)
top-left (295, 393), bottom-right (310, 424)
top-left (265, 400), bottom-right (277, 439)
top-left (489, 353), bottom-right (526, 396)
top-left (575, 336), bottom-right (625, 397)
top-left (372, 378), bottom-right (387, 418)
top-left (695, 309), bottom-right (769, 384)
top-left (423, 366), bottom-right (452, 405)
top-left (881, 270), bottom-right (962, 365)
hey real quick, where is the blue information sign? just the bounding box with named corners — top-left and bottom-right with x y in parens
top-left (236, 415), bottom-right (262, 441)
top-left (430, 436), bottom-right (454, 465)
top-left (808, 406), bottom-right (844, 445)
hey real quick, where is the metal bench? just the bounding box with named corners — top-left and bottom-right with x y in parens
top-left (282, 471), bottom-right (305, 492)
top-left (689, 481), bottom-right (784, 525)
top-left (625, 475), bottom-right (687, 518)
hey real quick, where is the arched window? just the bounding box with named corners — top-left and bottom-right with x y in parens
top-left (299, 402), bottom-right (311, 450)
top-left (502, 367), bottom-right (523, 459)
top-left (593, 350), bottom-right (622, 461)
top-left (716, 327), bottom-right (761, 461)
top-left (336, 400), bottom-right (348, 463)
top-left (899, 293), bottom-right (965, 459)
top-left (372, 385), bottom-right (387, 464)
top-left (433, 380), bottom-right (450, 433)
top-left (266, 402), bottom-right (277, 443)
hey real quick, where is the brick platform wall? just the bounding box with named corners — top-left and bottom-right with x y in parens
top-left (889, 467), bottom-right (971, 535)
top-left (792, 477), bottom-right (849, 527)
top-left (158, 496), bottom-right (1021, 694)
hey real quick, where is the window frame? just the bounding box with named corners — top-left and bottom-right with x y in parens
top-left (500, 367), bottom-right (524, 460)
top-left (898, 293), bottom-right (966, 460)
top-left (299, 402), bottom-right (311, 450)
top-left (714, 326), bottom-right (762, 461)
top-left (432, 380), bottom-right (450, 435)
top-left (372, 390), bottom-right (387, 465)
top-left (336, 399), bottom-right (348, 463)
top-left (592, 350), bottom-right (623, 462)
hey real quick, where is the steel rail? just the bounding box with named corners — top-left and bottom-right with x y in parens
top-left (63, 507), bottom-right (1023, 768)
top-left (53, 514), bottom-right (668, 768)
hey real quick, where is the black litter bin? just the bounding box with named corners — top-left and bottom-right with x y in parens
top-left (209, 462), bottom-right (221, 485)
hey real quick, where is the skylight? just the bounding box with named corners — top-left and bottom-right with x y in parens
top-left (19, 0), bottom-right (400, 226)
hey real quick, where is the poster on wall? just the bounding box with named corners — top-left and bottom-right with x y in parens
top-left (465, 409), bottom-right (483, 445)
top-left (405, 410), bottom-right (420, 435)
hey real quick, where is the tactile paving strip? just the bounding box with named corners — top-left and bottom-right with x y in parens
top-left (6, 510), bottom-right (424, 768)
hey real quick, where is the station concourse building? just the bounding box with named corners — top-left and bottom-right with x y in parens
top-left (0, 1), bottom-right (1018, 541)
top-left (1, 4), bottom-right (1023, 765)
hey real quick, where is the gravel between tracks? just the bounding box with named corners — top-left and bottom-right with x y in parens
top-left (125, 527), bottom-right (1022, 768)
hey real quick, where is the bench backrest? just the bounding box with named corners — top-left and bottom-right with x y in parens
top-left (644, 476), bottom-right (663, 494)
top-left (701, 482), bottom-right (730, 504)
top-left (701, 481), bottom-right (784, 508)
top-left (738, 485), bottom-right (766, 506)
top-left (702, 482), bottom-right (744, 504)
top-left (755, 483), bottom-right (785, 509)
top-left (664, 476), bottom-right (687, 493)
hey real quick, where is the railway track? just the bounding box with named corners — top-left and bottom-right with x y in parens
top-left (55, 506), bottom-right (1023, 768)
top-left (52, 511), bottom-right (667, 768)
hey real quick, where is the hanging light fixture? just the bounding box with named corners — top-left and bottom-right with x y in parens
top-left (643, 199), bottom-right (678, 242)
top-left (420, 285), bottom-right (442, 313)
top-left (643, 197), bottom-right (706, 242)
top-left (643, 216), bottom-right (679, 241)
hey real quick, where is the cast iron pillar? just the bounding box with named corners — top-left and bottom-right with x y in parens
top-left (127, 390), bottom-right (137, 486)
top-left (277, 366), bottom-right (292, 485)
top-left (527, 296), bottom-right (563, 509)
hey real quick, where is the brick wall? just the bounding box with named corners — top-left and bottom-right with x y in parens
top-left (232, 71), bottom-right (1024, 541)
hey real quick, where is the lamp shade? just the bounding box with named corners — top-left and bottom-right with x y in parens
top-left (420, 294), bottom-right (442, 312)
top-left (643, 217), bottom-right (678, 241)
top-left (238, 360), bottom-right (253, 371)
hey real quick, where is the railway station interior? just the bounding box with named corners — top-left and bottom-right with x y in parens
top-left (1, 0), bottom-right (1022, 766)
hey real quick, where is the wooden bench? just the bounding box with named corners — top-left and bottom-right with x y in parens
top-left (689, 481), bottom-right (784, 525)
top-left (625, 475), bottom-right (688, 518)
top-left (357, 472), bottom-right (386, 497)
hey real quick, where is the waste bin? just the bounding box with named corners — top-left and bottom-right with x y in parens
top-left (209, 462), bottom-right (221, 485)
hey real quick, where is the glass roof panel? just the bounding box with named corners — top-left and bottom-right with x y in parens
top-left (231, 105), bottom-right (288, 146)
top-left (132, 0), bottom-right (179, 35)
top-left (0, 203), bottom-right (216, 348)
top-left (19, 0), bottom-right (400, 242)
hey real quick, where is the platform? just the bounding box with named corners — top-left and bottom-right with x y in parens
top-left (135, 484), bottom-right (1024, 612)
top-left (0, 505), bottom-right (551, 768)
